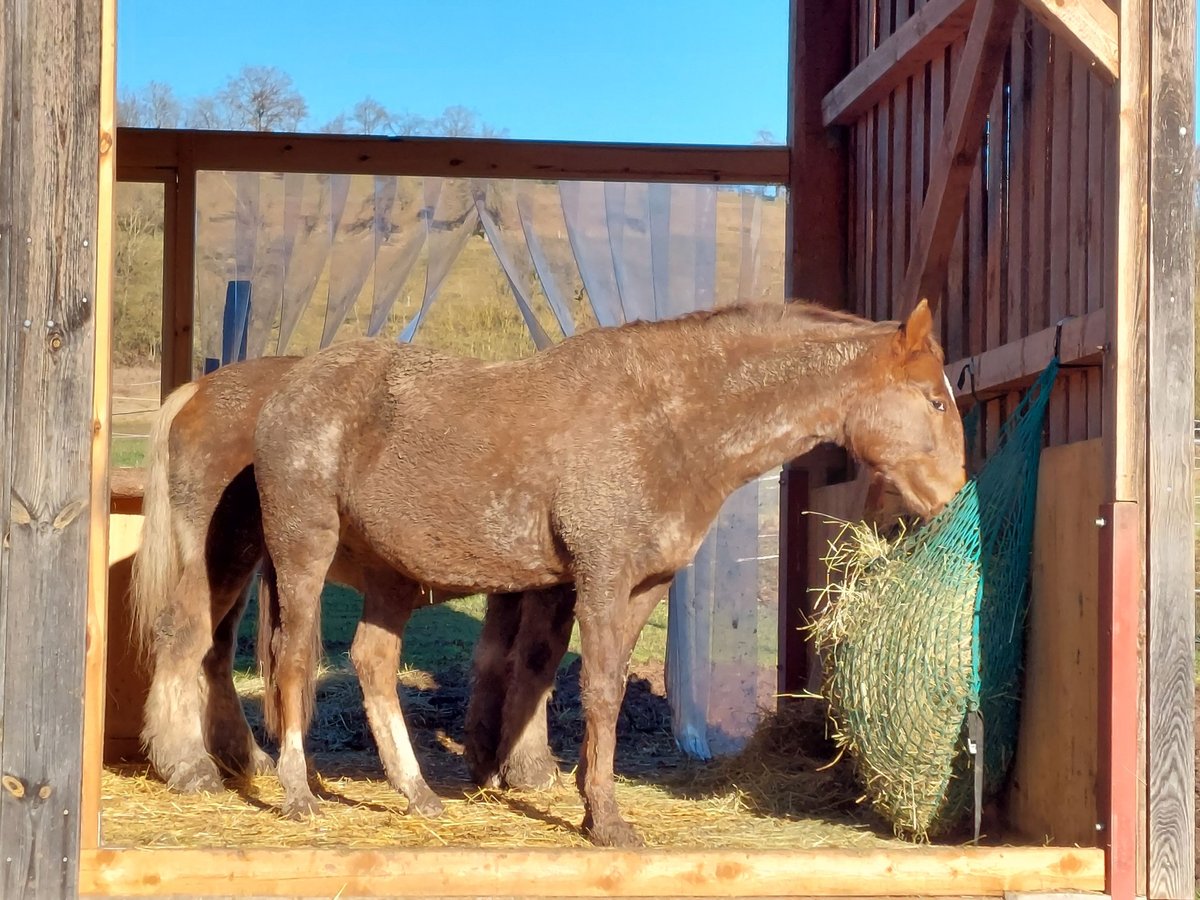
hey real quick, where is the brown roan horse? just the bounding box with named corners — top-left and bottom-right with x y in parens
top-left (130, 357), bottom-right (575, 803)
top-left (250, 298), bottom-right (967, 847)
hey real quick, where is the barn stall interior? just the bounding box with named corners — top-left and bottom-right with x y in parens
top-left (0, 0), bottom-right (1194, 897)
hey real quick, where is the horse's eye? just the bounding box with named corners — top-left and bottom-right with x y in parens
top-left (931, 399), bottom-right (947, 412)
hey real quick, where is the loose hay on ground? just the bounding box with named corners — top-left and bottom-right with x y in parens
top-left (101, 665), bottom-right (912, 851)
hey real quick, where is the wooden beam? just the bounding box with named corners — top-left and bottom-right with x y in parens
top-left (78, 846), bottom-right (1106, 898)
top-left (897, 0), bottom-right (1021, 318)
top-left (1022, 0), bottom-right (1119, 82)
top-left (1146, 0), bottom-right (1196, 891)
top-left (0, 0), bottom-right (104, 895)
top-left (116, 128), bottom-right (790, 186)
top-left (822, 0), bottom-right (976, 126)
top-left (80, 0), bottom-right (118, 854)
top-left (1110, 0), bottom-right (1150, 894)
top-left (942, 308), bottom-right (1106, 402)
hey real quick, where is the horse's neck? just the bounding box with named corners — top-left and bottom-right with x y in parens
top-left (649, 329), bottom-right (871, 496)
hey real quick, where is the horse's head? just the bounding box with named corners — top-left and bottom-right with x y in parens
top-left (845, 300), bottom-right (967, 520)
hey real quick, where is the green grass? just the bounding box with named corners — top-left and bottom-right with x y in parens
top-left (233, 583), bottom-right (672, 677)
top-left (111, 436), bottom-right (148, 468)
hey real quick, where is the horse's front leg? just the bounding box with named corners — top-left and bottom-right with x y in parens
top-left (573, 575), bottom-right (666, 847)
top-left (353, 572), bottom-right (443, 816)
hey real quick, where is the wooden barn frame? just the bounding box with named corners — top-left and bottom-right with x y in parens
top-left (0, 0), bottom-right (1194, 897)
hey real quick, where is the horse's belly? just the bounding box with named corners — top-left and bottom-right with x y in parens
top-left (351, 500), bottom-right (568, 594)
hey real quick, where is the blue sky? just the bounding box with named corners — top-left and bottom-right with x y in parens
top-left (116, 0), bottom-right (790, 145)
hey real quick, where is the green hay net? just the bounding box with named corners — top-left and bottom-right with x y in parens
top-left (809, 358), bottom-right (1059, 841)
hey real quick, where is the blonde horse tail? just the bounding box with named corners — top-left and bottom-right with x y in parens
top-left (129, 380), bottom-right (200, 658)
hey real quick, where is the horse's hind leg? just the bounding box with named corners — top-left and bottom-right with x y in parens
top-left (495, 586), bottom-right (575, 790)
top-left (352, 572), bottom-right (443, 816)
top-left (141, 562), bottom-right (225, 793)
top-left (203, 578), bottom-right (274, 777)
top-left (463, 592), bottom-right (523, 788)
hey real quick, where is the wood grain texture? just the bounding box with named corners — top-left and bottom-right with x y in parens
top-left (77, 846), bottom-right (1106, 898)
top-left (116, 128), bottom-right (790, 186)
top-left (896, 0), bottom-right (1019, 317)
top-left (162, 155), bottom-right (196, 393)
top-left (1111, 0), bottom-right (1150, 894)
top-left (1007, 439), bottom-right (1101, 845)
top-left (80, 0), bottom-right (118, 852)
top-left (0, 0), bottom-right (103, 896)
top-left (1146, 0), bottom-right (1196, 893)
top-left (1022, 0), bottom-right (1119, 81)
top-left (822, 0), bottom-right (974, 126)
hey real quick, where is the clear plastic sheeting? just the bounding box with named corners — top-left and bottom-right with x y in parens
top-left (398, 178), bottom-right (480, 344)
top-left (191, 173), bottom-right (787, 757)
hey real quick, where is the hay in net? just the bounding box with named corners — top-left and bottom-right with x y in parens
top-left (807, 359), bottom-right (1058, 841)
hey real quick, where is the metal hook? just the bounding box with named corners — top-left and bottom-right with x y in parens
top-left (957, 359), bottom-right (981, 406)
top-left (1053, 315), bottom-right (1077, 362)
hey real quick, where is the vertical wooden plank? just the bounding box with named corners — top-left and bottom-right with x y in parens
top-left (909, 3), bottom-right (928, 299)
top-left (79, 0), bottom-right (117, 851)
top-left (162, 152), bottom-right (196, 395)
top-left (1027, 24), bottom-right (1052, 339)
top-left (875, 99), bottom-right (892, 320)
top-left (1067, 55), bottom-right (1091, 444)
top-left (984, 51), bottom-right (1006, 356)
top-left (1006, 10), bottom-right (1030, 346)
top-left (930, 46), bottom-right (951, 349)
top-left (1085, 72), bottom-right (1105, 442)
top-left (1146, 0), bottom-right (1196, 892)
top-left (0, 0), bottom-right (103, 895)
top-left (1048, 36), bottom-right (1071, 446)
top-left (967, 135), bottom-right (985, 359)
top-left (779, 0), bottom-right (852, 698)
top-left (945, 42), bottom-right (967, 359)
top-left (1109, 0), bottom-right (1149, 894)
top-left (890, 0), bottom-right (912, 310)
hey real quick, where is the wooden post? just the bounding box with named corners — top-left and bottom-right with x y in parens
top-left (161, 155), bottom-right (197, 395)
top-left (80, 0), bottom-right (118, 851)
top-left (0, 0), bottom-right (105, 895)
top-left (778, 0), bottom-right (852, 698)
top-left (1108, 0), bottom-right (1150, 896)
top-left (1145, 0), bottom-right (1196, 894)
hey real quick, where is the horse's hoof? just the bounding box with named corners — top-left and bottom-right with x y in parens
top-left (249, 747), bottom-right (276, 776)
top-left (501, 754), bottom-right (559, 792)
top-left (167, 760), bottom-right (224, 794)
top-left (407, 788), bottom-right (445, 818)
top-left (584, 817), bottom-right (644, 848)
top-left (282, 796), bottom-right (322, 820)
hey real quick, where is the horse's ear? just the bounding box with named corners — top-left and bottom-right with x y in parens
top-left (894, 298), bottom-right (934, 356)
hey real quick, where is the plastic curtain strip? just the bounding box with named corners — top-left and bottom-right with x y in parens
top-left (367, 176), bottom-right (426, 337)
top-left (473, 181), bottom-right (553, 349)
top-left (559, 180), bottom-right (625, 328)
top-left (276, 173), bottom-right (337, 354)
top-left (515, 182), bottom-right (577, 337)
top-left (398, 178), bottom-right (479, 344)
top-left (321, 174), bottom-right (379, 347)
top-left (243, 175), bottom-right (288, 360)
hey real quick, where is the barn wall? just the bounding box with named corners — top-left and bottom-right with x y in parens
top-left (846, 2), bottom-right (1115, 454)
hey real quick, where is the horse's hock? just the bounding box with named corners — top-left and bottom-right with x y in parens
top-left (2, 0), bottom-right (1189, 896)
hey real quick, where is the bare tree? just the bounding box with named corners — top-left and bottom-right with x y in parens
top-left (319, 113), bottom-right (350, 134)
top-left (144, 82), bottom-right (183, 128)
top-left (117, 91), bottom-right (146, 127)
top-left (186, 95), bottom-right (228, 129)
top-left (754, 128), bottom-right (780, 145)
top-left (218, 65), bottom-right (308, 132)
top-left (351, 97), bottom-right (392, 134)
top-left (435, 104), bottom-right (481, 137)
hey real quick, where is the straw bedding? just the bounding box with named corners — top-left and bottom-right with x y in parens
top-left (101, 661), bottom-right (914, 851)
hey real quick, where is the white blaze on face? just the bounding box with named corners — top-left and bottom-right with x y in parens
top-left (942, 371), bottom-right (955, 402)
